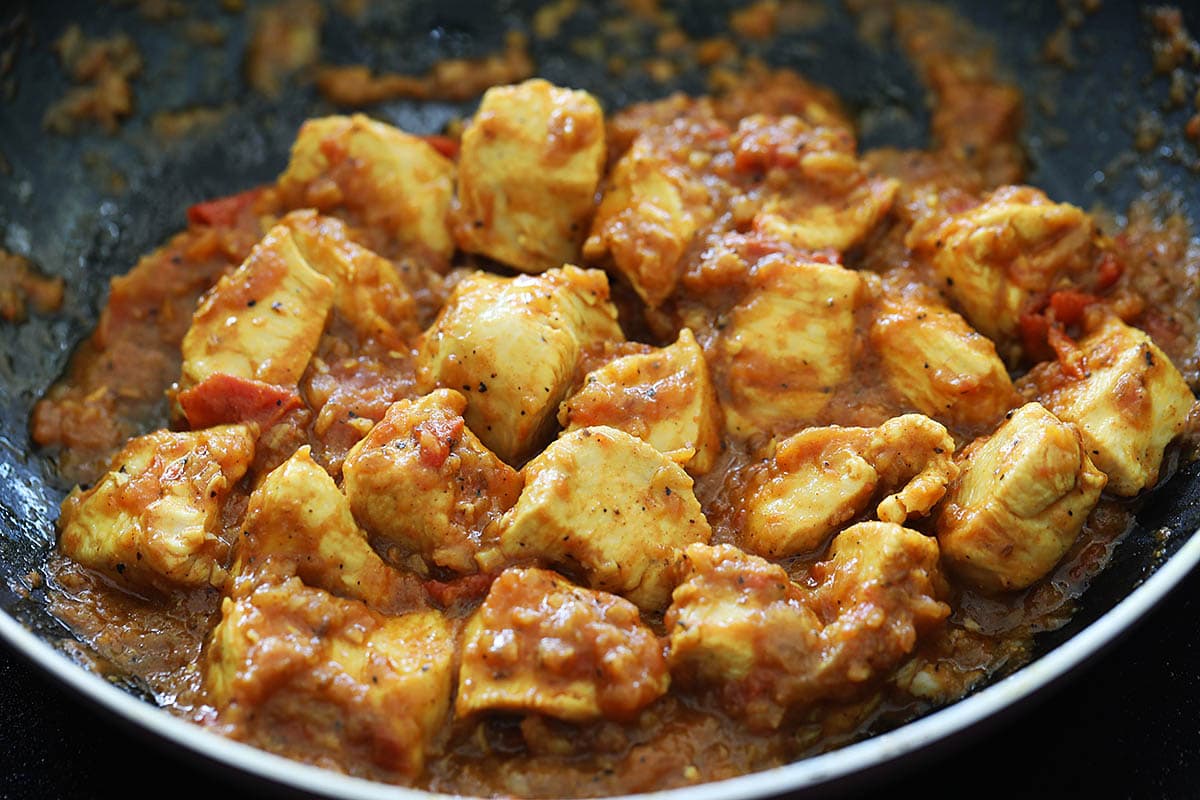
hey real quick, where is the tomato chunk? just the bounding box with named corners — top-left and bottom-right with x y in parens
top-left (1048, 289), bottom-right (1097, 327)
top-left (186, 188), bottom-right (264, 228)
top-left (422, 134), bottom-right (460, 160)
top-left (177, 373), bottom-right (301, 430)
top-left (424, 571), bottom-right (496, 609)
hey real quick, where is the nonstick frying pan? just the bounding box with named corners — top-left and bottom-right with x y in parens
top-left (1, 0), bottom-right (1199, 797)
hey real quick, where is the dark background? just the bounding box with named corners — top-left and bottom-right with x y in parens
top-left (2, 562), bottom-right (1198, 799)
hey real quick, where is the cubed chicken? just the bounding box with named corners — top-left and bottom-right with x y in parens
top-left (233, 446), bottom-right (417, 612)
top-left (936, 402), bottom-right (1106, 592)
top-left (281, 210), bottom-right (421, 349)
top-left (666, 544), bottom-right (821, 697)
top-left (870, 288), bottom-right (1019, 432)
top-left (740, 415), bottom-right (957, 558)
top-left (730, 115), bottom-right (898, 253)
top-left (495, 426), bottom-right (711, 610)
top-left (453, 79), bottom-right (606, 273)
top-left (806, 522), bottom-right (950, 681)
top-left (740, 431), bottom-right (877, 559)
top-left (713, 67), bottom-right (852, 130)
top-left (719, 258), bottom-right (865, 438)
top-left (207, 579), bottom-right (454, 778)
top-left (584, 105), bottom-right (730, 307)
top-left (605, 93), bottom-right (700, 159)
top-left (558, 328), bottom-right (722, 474)
top-left (181, 224), bottom-right (334, 390)
top-left (907, 186), bottom-right (1100, 364)
top-left (342, 390), bottom-right (523, 575)
top-left (58, 425), bottom-right (255, 592)
top-left (867, 414), bottom-right (961, 524)
top-left (667, 526), bottom-right (947, 729)
top-left (276, 114), bottom-right (455, 263)
top-left (416, 265), bottom-right (623, 464)
top-left (1019, 315), bottom-right (1196, 496)
top-left (456, 567), bottom-right (669, 722)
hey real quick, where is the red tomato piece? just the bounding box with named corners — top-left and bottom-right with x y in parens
top-left (186, 187), bottom-right (264, 228)
top-left (1096, 251), bottom-right (1124, 291)
top-left (177, 373), bottom-right (301, 430)
top-left (424, 571), bottom-right (496, 609)
top-left (1048, 289), bottom-right (1097, 327)
top-left (422, 134), bottom-right (460, 160)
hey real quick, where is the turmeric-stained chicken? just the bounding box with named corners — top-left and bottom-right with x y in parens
top-left (342, 390), bottom-right (522, 574)
top-left (730, 114), bottom-right (898, 253)
top-left (667, 526), bottom-right (948, 730)
top-left (417, 266), bottom-right (622, 464)
top-left (208, 581), bottom-right (454, 778)
top-left (231, 446), bottom-right (419, 612)
top-left (457, 567), bottom-right (669, 721)
top-left (718, 258), bottom-right (865, 438)
top-left (58, 425), bottom-right (255, 592)
top-left (937, 403), bottom-right (1106, 591)
top-left (907, 186), bottom-right (1104, 365)
top-left (739, 415), bottom-right (958, 558)
top-left (559, 328), bottom-right (722, 474)
top-left (870, 283), bottom-right (1019, 432)
top-left (1020, 315), bottom-right (1196, 496)
top-left (180, 223), bottom-right (333, 391)
top-left (454, 79), bottom-right (606, 273)
top-left (584, 100), bottom-right (728, 307)
top-left (496, 426), bottom-right (711, 611)
top-left (276, 114), bottom-right (455, 263)
top-left (281, 210), bottom-right (423, 348)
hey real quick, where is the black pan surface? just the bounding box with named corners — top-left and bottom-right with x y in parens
top-left (1, 0), bottom-right (1198, 797)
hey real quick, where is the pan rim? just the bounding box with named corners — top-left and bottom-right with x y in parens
top-left (2, 527), bottom-right (1197, 799)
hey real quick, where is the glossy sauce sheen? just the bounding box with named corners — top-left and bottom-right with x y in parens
top-left (35, 7), bottom-right (1200, 798)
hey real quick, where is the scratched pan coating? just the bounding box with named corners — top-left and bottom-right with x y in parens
top-left (0, 1), bottom-right (1198, 797)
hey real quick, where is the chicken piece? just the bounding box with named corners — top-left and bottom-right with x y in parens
top-left (731, 115), bottom-right (898, 253)
top-left (740, 430), bottom-right (876, 559)
top-left (1020, 316), bottom-right (1196, 496)
top-left (276, 114), bottom-right (456, 264)
top-left (806, 522), bottom-right (950, 683)
top-left (870, 288), bottom-right (1019, 431)
top-left (719, 258), bottom-right (864, 438)
top-left (280, 210), bottom-right (421, 348)
top-left (936, 403), bottom-right (1106, 592)
top-left (907, 186), bottom-right (1100, 364)
top-left (584, 104), bottom-right (731, 307)
top-left (456, 567), bottom-right (669, 722)
top-left (58, 425), bottom-right (255, 592)
top-left (416, 266), bottom-right (623, 465)
top-left (666, 527), bottom-right (947, 729)
top-left (558, 328), bottom-right (722, 474)
top-left (666, 544), bottom-right (821, 697)
top-left (342, 390), bottom-right (523, 575)
top-left (181, 224), bottom-right (334, 390)
top-left (495, 426), bottom-right (711, 610)
top-left (231, 446), bottom-right (416, 612)
top-left (867, 415), bottom-right (961, 524)
top-left (207, 578), bottom-right (454, 778)
top-left (605, 92), bottom-right (696, 159)
top-left (740, 415), bottom-right (957, 558)
top-left (713, 67), bottom-right (852, 131)
top-left (453, 79), bottom-right (606, 273)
